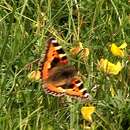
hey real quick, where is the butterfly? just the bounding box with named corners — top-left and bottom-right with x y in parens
top-left (40, 38), bottom-right (91, 100)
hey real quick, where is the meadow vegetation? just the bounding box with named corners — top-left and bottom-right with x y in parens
top-left (0, 0), bottom-right (130, 130)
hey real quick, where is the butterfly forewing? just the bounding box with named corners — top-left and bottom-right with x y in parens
top-left (40, 38), bottom-right (68, 80)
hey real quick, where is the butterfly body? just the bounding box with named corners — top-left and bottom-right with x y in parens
top-left (40, 38), bottom-right (91, 99)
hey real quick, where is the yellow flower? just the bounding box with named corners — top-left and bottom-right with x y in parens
top-left (70, 42), bottom-right (89, 60)
top-left (70, 46), bottom-right (81, 55)
top-left (27, 70), bottom-right (41, 80)
top-left (70, 46), bottom-right (89, 60)
top-left (98, 58), bottom-right (123, 75)
top-left (110, 42), bottom-right (127, 57)
top-left (81, 106), bottom-right (95, 122)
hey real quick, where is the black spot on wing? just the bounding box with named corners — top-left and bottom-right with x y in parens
top-left (61, 56), bottom-right (67, 60)
top-left (75, 80), bottom-right (81, 84)
top-left (51, 58), bottom-right (60, 68)
top-left (79, 83), bottom-right (84, 89)
top-left (48, 37), bottom-right (56, 41)
top-left (56, 48), bottom-right (65, 54)
top-left (53, 42), bottom-right (59, 47)
top-left (82, 90), bottom-right (88, 95)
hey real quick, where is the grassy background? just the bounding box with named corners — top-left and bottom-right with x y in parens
top-left (0, 0), bottom-right (130, 130)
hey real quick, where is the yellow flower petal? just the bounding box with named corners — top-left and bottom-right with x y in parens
top-left (111, 43), bottom-right (124, 57)
top-left (27, 71), bottom-right (41, 80)
top-left (119, 41), bottom-right (127, 49)
top-left (98, 59), bottom-right (123, 75)
top-left (81, 106), bottom-right (95, 122)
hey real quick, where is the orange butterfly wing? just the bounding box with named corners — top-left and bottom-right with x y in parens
top-left (40, 38), bottom-right (91, 99)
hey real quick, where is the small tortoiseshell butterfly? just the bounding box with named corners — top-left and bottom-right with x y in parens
top-left (40, 38), bottom-right (91, 100)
